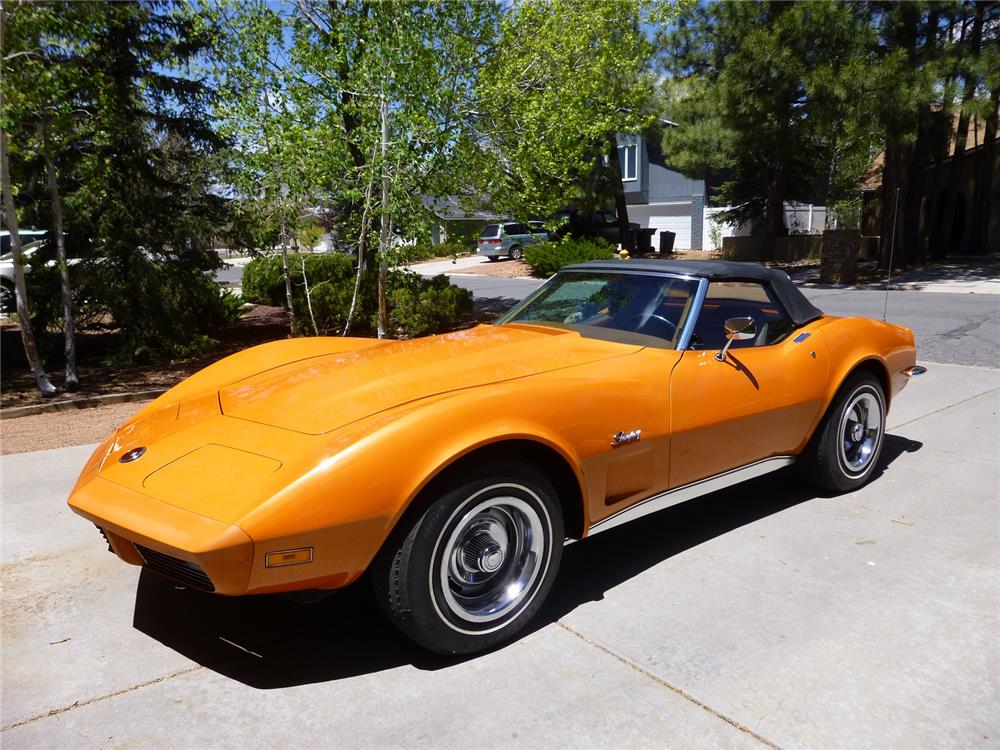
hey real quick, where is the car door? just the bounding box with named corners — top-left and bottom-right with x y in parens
top-left (668, 281), bottom-right (829, 488)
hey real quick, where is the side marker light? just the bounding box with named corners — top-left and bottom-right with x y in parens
top-left (264, 547), bottom-right (314, 568)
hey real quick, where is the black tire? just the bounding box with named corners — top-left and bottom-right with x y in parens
top-left (372, 461), bottom-right (563, 654)
top-left (487, 255), bottom-right (499, 262)
top-left (799, 371), bottom-right (886, 493)
top-left (509, 245), bottom-right (523, 261)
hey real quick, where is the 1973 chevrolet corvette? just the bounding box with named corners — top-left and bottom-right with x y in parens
top-left (68, 260), bottom-right (924, 654)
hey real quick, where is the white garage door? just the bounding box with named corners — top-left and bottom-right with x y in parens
top-left (627, 202), bottom-right (693, 250)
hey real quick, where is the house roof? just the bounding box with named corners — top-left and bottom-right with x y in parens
top-left (565, 259), bottom-right (824, 327)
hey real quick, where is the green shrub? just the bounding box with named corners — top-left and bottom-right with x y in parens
top-left (523, 236), bottom-right (615, 277)
top-left (26, 254), bottom-right (247, 364)
top-left (243, 252), bottom-right (471, 337)
top-left (385, 272), bottom-right (473, 337)
top-left (242, 252), bottom-right (356, 306)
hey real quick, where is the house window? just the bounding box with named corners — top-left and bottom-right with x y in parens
top-left (618, 144), bottom-right (637, 181)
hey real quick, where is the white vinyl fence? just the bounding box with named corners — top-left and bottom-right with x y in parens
top-left (702, 202), bottom-right (828, 252)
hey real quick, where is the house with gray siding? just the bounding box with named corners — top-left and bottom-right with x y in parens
top-left (617, 132), bottom-right (706, 250)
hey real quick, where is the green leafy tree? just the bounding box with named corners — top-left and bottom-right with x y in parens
top-left (1, 0), bottom-right (66, 396)
top-left (1, 0), bottom-right (97, 390)
top-left (215, 0), bottom-right (499, 336)
top-left (472, 0), bottom-right (668, 244)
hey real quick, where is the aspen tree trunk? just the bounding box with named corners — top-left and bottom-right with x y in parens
top-left (377, 95), bottom-right (390, 339)
top-left (42, 119), bottom-right (79, 390)
top-left (0, 126), bottom-right (58, 397)
top-left (280, 221), bottom-right (296, 336)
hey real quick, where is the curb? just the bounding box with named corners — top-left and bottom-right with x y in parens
top-left (0, 389), bottom-right (166, 420)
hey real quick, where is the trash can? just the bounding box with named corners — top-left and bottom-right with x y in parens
top-left (638, 228), bottom-right (655, 254)
top-left (659, 230), bottom-right (676, 254)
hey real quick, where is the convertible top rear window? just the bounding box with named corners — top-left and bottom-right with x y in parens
top-left (497, 271), bottom-right (699, 349)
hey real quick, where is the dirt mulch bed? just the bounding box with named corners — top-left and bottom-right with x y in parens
top-left (449, 258), bottom-right (536, 279)
top-left (1, 400), bottom-right (154, 455)
top-left (1, 305), bottom-right (291, 410)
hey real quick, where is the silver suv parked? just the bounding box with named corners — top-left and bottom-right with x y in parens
top-left (477, 221), bottom-right (550, 261)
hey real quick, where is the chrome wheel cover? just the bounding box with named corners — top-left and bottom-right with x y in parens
top-left (431, 484), bottom-right (551, 634)
top-left (838, 389), bottom-right (883, 475)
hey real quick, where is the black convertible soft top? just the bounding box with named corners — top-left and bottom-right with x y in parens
top-left (565, 259), bottom-right (824, 327)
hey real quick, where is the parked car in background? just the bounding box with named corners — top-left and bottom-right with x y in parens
top-left (477, 221), bottom-right (551, 261)
top-left (554, 209), bottom-right (640, 245)
top-left (0, 230), bottom-right (48, 314)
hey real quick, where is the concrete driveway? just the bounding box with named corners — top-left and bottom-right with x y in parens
top-left (2, 361), bottom-right (997, 749)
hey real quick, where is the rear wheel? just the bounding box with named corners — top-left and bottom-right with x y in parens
top-left (373, 462), bottom-right (563, 654)
top-left (509, 245), bottom-right (523, 261)
top-left (800, 371), bottom-right (886, 493)
top-left (487, 255), bottom-right (499, 262)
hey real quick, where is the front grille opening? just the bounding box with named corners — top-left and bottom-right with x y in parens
top-left (135, 544), bottom-right (216, 592)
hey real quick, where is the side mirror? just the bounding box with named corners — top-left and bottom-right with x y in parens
top-left (715, 316), bottom-right (756, 361)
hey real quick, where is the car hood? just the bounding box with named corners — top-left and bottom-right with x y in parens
top-left (218, 324), bottom-right (641, 434)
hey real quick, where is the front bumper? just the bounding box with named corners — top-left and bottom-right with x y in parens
top-left (476, 244), bottom-right (506, 256)
top-left (70, 477), bottom-right (254, 595)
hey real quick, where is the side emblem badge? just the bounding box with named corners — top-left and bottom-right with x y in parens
top-left (119, 447), bottom-right (147, 463)
top-left (611, 429), bottom-right (641, 448)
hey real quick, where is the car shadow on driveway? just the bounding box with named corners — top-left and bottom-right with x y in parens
top-left (132, 434), bottom-right (921, 689)
top-left (540, 434), bottom-right (921, 625)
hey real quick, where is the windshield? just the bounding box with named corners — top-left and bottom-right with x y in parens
top-left (497, 270), bottom-right (699, 349)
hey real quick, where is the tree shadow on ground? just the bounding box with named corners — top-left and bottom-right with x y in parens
top-left (471, 294), bottom-right (522, 318)
top-left (132, 434), bottom-right (921, 689)
top-left (888, 257), bottom-right (1000, 286)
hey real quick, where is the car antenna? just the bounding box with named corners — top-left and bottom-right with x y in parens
top-left (882, 187), bottom-right (901, 322)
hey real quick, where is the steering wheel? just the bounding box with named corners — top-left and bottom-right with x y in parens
top-left (608, 312), bottom-right (677, 339)
top-left (639, 313), bottom-right (677, 338)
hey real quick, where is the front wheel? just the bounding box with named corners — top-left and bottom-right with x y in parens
top-left (799, 371), bottom-right (886, 493)
top-left (373, 462), bottom-right (563, 654)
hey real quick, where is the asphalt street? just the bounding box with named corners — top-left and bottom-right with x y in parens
top-left (3, 265), bottom-right (998, 748)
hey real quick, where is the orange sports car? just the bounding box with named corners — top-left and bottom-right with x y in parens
top-left (68, 260), bottom-right (924, 654)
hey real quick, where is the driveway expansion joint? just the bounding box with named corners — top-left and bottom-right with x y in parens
top-left (0, 666), bottom-right (204, 733)
top-left (556, 621), bottom-right (784, 750)
top-left (889, 385), bottom-right (1000, 431)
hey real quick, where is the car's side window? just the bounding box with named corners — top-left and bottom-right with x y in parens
top-left (689, 281), bottom-right (794, 350)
